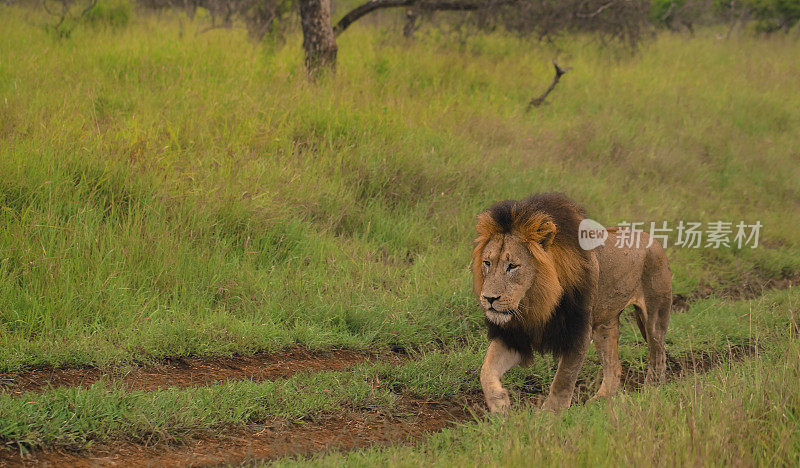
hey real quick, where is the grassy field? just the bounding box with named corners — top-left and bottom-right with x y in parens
top-left (1, 289), bottom-right (796, 452)
top-left (1, 4), bottom-right (799, 465)
top-left (283, 320), bottom-right (800, 467)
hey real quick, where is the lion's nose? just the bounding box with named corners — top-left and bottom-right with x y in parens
top-left (483, 295), bottom-right (500, 305)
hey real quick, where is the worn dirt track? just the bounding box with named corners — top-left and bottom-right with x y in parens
top-left (0, 347), bottom-right (402, 396)
top-left (0, 343), bottom-right (755, 468)
top-left (671, 271), bottom-right (799, 311)
top-left (1, 395), bottom-right (482, 468)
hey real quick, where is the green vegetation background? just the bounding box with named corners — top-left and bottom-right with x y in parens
top-left (2, 6), bottom-right (799, 370)
top-left (1, 6), bottom-right (800, 465)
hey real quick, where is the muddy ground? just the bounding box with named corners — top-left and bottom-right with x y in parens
top-left (0, 348), bottom-right (402, 396)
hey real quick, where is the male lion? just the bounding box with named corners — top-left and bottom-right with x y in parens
top-left (472, 193), bottom-right (672, 413)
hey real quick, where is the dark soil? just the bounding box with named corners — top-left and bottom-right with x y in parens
top-left (0, 347), bottom-right (401, 396)
top-left (568, 342), bottom-right (756, 404)
top-left (671, 271), bottom-right (800, 311)
top-left (624, 342), bottom-right (756, 391)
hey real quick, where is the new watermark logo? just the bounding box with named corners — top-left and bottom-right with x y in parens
top-left (578, 218), bottom-right (608, 251)
top-left (578, 219), bottom-right (762, 250)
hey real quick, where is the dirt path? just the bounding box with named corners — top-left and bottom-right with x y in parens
top-left (1, 395), bottom-right (482, 468)
top-left (0, 344), bottom-right (755, 468)
top-left (671, 271), bottom-right (799, 311)
top-left (0, 347), bottom-right (402, 396)
top-left (0, 272), bottom-right (782, 467)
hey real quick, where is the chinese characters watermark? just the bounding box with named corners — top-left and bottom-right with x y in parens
top-left (578, 219), bottom-right (762, 251)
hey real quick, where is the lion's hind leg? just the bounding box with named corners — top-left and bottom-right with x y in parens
top-left (590, 314), bottom-right (622, 400)
top-left (642, 245), bottom-right (672, 386)
top-left (642, 294), bottom-right (670, 385)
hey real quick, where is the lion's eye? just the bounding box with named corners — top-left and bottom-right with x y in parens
top-left (506, 263), bottom-right (519, 272)
top-left (483, 260), bottom-right (491, 268)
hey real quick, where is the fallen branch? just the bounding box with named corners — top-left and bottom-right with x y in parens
top-left (526, 60), bottom-right (572, 111)
top-left (333, 0), bottom-right (515, 37)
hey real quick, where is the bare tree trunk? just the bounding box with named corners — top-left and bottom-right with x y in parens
top-left (403, 8), bottom-right (419, 38)
top-left (298, 0), bottom-right (338, 76)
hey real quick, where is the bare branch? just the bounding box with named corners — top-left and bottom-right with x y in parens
top-left (334, 0), bottom-right (410, 36)
top-left (79, 0), bottom-right (97, 17)
top-left (41, 0), bottom-right (68, 27)
top-left (41, 0), bottom-right (60, 17)
top-left (526, 60), bottom-right (572, 111)
top-left (659, 2), bottom-right (675, 22)
top-left (403, 7), bottom-right (420, 37)
top-left (576, 0), bottom-right (616, 18)
top-left (333, 0), bottom-right (516, 37)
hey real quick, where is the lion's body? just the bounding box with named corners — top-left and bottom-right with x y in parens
top-left (473, 193), bottom-right (672, 413)
top-left (590, 228), bottom-right (672, 399)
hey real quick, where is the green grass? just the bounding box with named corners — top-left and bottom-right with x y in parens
top-left (2, 288), bottom-right (795, 452)
top-left (1, 6), bottom-right (799, 463)
top-left (1, 7), bottom-right (799, 371)
top-left (1, 366), bottom-right (401, 449)
top-left (279, 328), bottom-right (800, 467)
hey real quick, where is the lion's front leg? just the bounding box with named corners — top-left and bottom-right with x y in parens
top-left (541, 326), bottom-right (591, 412)
top-left (481, 339), bottom-right (522, 414)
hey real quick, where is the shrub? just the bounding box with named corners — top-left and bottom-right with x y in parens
top-left (83, 0), bottom-right (132, 29)
top-left (746, 0), bottom-right (800, 31)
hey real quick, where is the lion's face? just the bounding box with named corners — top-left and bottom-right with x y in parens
top-left (472, 207), bottom-right (565, 328)
top-left (478, 234), bottom-right (537, 326)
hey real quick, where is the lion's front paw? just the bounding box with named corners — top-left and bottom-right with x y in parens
top-left (588, 386), bottom-right (617, 403)
top-left (485, 388), bottom-right (511, 414)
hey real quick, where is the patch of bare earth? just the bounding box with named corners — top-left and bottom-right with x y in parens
top-left (0, 347), bottom-right (402, 396)
top-left (621, 342), bottom-right (755, 393)
top-left (671, 271), bottom-right (800, 311)
top-left (0, 395), bottom-right (482, 468)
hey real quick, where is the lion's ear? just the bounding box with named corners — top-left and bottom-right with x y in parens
top-left (519, 214), bottom-right (557, 249)
top-left (537, 220), bottom-right (557, 248)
